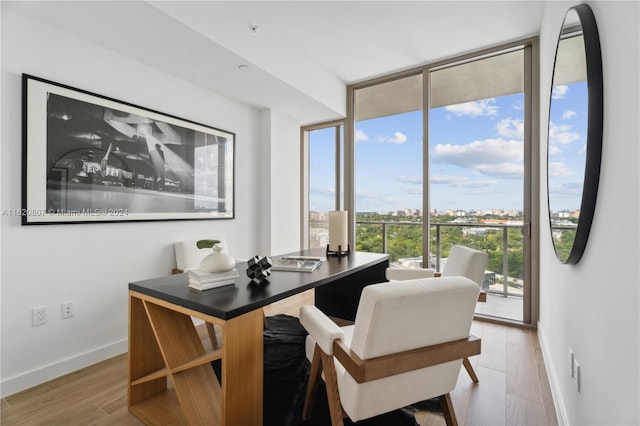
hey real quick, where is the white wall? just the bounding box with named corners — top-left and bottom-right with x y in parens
top-left (258, 109), bottom-right (301, 255)
top-left (538, 2), bottom-right (639, 425)
top-left (0, 10), bottom-right (265, 396)
top-left (269, 111), bottom-right (302, 254)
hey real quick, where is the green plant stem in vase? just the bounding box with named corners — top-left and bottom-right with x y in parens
top-left (196, 239), bottom-right (221, 249)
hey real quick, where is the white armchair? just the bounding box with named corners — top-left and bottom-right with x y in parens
top-left (385, 244), bottom-right (489, 383)
top-left (299, 276), bottom-right (481, 426)
top-left (386, 244), bottom-right (488, 288)
top-left (440, 244), bottom-right (489, 287)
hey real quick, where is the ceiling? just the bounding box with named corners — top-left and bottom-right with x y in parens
top-left (4, 1), bottom-right (546, 124)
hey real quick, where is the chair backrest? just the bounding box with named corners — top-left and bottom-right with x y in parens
top-left (385, 267), bottom-right (434, 281)
top-left (175, 237), bottom-right (230, 271)
top-left (441, 245), bottom-right (488, 286)
top-left (350, 276), bottom-right (480, 360)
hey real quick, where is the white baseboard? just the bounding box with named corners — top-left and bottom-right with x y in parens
top-left (537, 321), bottom-right (570, 425)
top-left (0, 339), bottom-right (127, 398)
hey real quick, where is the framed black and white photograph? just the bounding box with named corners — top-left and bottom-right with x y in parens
top-left (22, 74), bottom-right (234, 224)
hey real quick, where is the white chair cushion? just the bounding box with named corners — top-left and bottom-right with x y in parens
top-left (385, 267), bottom-right (435, 281)
top-left (305, 325), bottom-right (354, 362)
top-left (300, 305), bottom-right (345, 355)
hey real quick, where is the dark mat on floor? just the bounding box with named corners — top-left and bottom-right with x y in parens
top-left (264, 314), bottom-right (311, 426)
top-left (262, 314), bottom-right (442, 426)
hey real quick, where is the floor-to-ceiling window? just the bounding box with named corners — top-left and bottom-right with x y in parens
top-left (301, 121), bottom-right (344, 249)
top-left (353, 74), bottom-right (424, 264)
top-left (427, 48), bottom-right (530, 322)
top-left (343, 40), bottom-right (538, 325)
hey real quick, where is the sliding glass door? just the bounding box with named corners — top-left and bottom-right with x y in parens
top-left (345, 41), bottom-right (537, 324)
top-left (428, 48), bottom-right (529, 321)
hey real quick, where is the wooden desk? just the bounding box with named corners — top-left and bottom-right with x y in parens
top-left (128, 249), bottom-right (388, 425)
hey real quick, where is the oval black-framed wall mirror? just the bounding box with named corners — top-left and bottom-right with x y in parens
top-left (547, 4), bottom-right (603, 264)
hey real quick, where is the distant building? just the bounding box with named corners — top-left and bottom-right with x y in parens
top-left (309, 226), bottom-right (329, 249)
top-left (452, 217), bottom-right (477, 224)
top-left (551, 210), bottom-right (574, 218)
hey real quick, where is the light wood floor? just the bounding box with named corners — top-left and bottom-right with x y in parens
top-left (1, 290), bottom-right (558, 425)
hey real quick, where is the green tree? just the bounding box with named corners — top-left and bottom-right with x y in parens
top-left (355, 212), bottom-right (525, 282)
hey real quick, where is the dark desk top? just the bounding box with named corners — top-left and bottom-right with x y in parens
top-left (129, 248), bottom-right (389, 320)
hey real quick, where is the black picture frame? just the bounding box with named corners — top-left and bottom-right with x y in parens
top-left (22, 74), bottom-right (235, 225)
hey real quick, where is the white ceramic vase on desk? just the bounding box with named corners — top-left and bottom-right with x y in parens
top-left (200, 245), bottom-right (235, 273)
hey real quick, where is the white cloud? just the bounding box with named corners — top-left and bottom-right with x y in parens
top-left (433, 138), bottom-right (523, 179)
top-left (431, 175), bottom-right (465, 185)
top-left (444, 99), bottom-right (498, 117)
top-left (552, 85), bottom-right (569, 99)
top-left (355, 129), bottom-right (369, 142)
top-left (577, 144), bottom-right (586, 156)
top-left (397, 176), bottom-right (422, 195)
top-left (388, 131), bottom-right (408, 144)
top-left (359, 129), bottom-right (408, 145)
top-left (548, 145), bottom-right (562, 156)
top-left (377, 131), bottom-right (408, 144)
top-left (476, 162), bottom-right (523, 177)
top-left (562, 110), bottom-right (576, 120)
top-left (430, 175), bottom-right (497, 188)
top-left (496, 117), bottom-right (524, 139)
top-left (548, 161), bottom-right (575, 177)
top-left (548, 121), bottom-right (580, 146)
top-left (397, 176), bottom-right (422, 184)
top-left (355, 191), bottom-right (399, 208)
top-left (549, 181), bottom-right (583, 196)
top-left (310, 187), bottom-right (336, 196)
top-left (405, 186), bottom-right (423, 195)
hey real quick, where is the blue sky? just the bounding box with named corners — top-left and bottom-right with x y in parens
top-left (547, 81), bottom-right (588, 212)
top-left (309, 87), bottom-right (586, 214)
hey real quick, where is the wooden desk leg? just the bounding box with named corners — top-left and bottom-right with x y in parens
top-left (222, 309), bottom-right (264, 425)
top-left (128, 295), bottom-right (166, 407)
top-left (206, 322), bottom-right (220, 350)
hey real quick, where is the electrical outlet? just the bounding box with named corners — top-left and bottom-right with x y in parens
top-left (32, 306), bottom-right (47, 326)
top-left (61, 301), bottom-right (74, 319)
